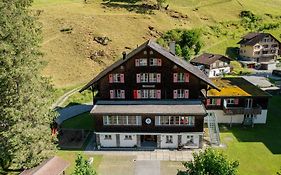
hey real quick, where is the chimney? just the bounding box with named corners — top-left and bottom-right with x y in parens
top-left (122, 51), bottom-right (127, 60)
top-left (169, 41), bottom-right (176, 55)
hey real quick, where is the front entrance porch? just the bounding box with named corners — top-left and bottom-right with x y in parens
top-left (140, 135), bottom-right (157, 148)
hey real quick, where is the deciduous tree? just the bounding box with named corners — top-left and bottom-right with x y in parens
top-left (178, 148), bottom-right (239, 175)
top-left (72, 154), bottom-right (97, 175)
top-left (0, 0), bottom-right (56, 171)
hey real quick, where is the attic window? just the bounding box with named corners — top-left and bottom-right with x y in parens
top-left (144, 51), bottom-right (147, 55)
top-left (120, 66), bottom-right (124, 70)
top-left (149, 51), bottom-right (153, 55)
top-left (173, 65), bottom-right (177, 69)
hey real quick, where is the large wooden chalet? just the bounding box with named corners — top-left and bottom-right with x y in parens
top-left (80, 40), bottom-right (219, 149)
top-left (80, 40), bottom-right (270, 149)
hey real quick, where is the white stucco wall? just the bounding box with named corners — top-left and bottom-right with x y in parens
top-left (207, 110), bottom-right (244, 124)
top-left (119, 134), bottom-right (137, 147)
top-left (100, 134), bottom-right (117, 147)
top-left (253, 110), bottom-right (267, 124)
top-left (208, 67), bottom-right (231, 78)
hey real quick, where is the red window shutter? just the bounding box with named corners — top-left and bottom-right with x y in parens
top-left (184, 90), bottom-right (189, 99)
top-left (109, 74), bottom-right (113, 83)
top-left (206, 99), bottom-right (210, 105)
top-left (157, 59), bottom-right (162, 66)
top-left (184, 73), bottom-right (189, 82)
top-left (157, 73), bottom-right (161, 83)
top-left (135, 59), bottom-right (139, 67)
top-left (136, 74), bottom-right (140, 83)
top-left (156, 90), bottom-right (161, 99)
top-left (120, 74), bottom-right (124, 83)
top-left (173, 90), bottom-right (177, 99)
top-left (133, 90), bottom-right (138, 99)
top-left (216, 98), bottom-right (221, 105)
top-left (234, 98), bottom-right (239, 105)
top-left (110, 90), bottom-right (114, 99)
top-left (173, 73), bottom-right (178, 83)
top-left (121, 90), bottom-right (125, 99)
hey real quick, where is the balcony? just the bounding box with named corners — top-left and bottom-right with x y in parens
top-left (223, 105), bottom-right (262, 115)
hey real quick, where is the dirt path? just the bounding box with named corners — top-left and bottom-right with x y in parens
top-left (51, 87), bottom-right (81, 109)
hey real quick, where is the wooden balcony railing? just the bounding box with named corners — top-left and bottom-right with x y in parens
top-left (223, 105), bottom-right (262, 115)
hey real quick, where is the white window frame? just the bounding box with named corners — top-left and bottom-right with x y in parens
top-left (186, 135), bottom-right (194, 143)
top-left (166, 135), bottom-right (173, 143)
top-left (156, 116), bottom-right (195, 126)
top-left (115, 89), bottom-right (122, 99)
top-left (140, 73), bottom-right (149, 83)
top-left (149, 89), bottom-right (156, 99)
top-left (150, 58), bottom-right (158, 66)
top-left (103, 116), bottom-right (141, 126)
top-left (141, 89), bottom-right (149, 98)
top-left (227, 98), bottom-right (235, 104)
top-left (104, 135), bottom-right (112, 140)
top-left (177, 89), bottom-right (185, 99)
top-left (139, 58), bottom-right (147, 66)
top-left (149, 73), bottom-right (157, 82)
top-left (124, 135), bottom-right (132, 140)
top-left (177, 73), bottom-right (185, 82)
top-left (113, 74), bottom-right (121, 83)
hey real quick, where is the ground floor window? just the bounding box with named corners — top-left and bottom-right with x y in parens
top-left (186, 135), bottom-right (194, 144)
top-left (166, 135), bottom-right (173, 143)
top-left (124, 135), bottom-right (132, 140)
top-left (104, 135), bottom-right (112, 140)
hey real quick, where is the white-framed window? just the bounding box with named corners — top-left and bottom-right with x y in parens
top-left (113, 74), bottom-right (121, 82)
top-left (177, 89), bottom-right (185, 98)
top-left (219, 62), bottom-right (224, 67)
top-left (149, 73), bottom-right (157, 82)
top-left (150, 58), bottom-right (158, 66)
top-left (110, 89), bottom-right (125, 99)
top-left (149, 89), bottom-right (156, 99)
top-left (144, 51), bottom-right (147, 55)
top-left (177, 73), bottom-right (185, 82)
top-left (124, 135), bottom-right (132, 140)
top-left (156, 116), bottom-right (195, 126)
top-left (103, 116), bottom-right (141, 125)
top-left (104, 135), bottom-right (112, 140)
top-left (139, 58), bottom-right (148, 66)
top-left (186, 135), bottom-right (194, 144)
top-left (149, 50), bottom-right (153, 55)
top-left (141, 89), bottom-right (149, 98)
top-left (140, 73), bottom-right (149, 83)
top-left (166, 135), bottom-right (173, 143)
top-left (227, 98), bottom-right (235, 104)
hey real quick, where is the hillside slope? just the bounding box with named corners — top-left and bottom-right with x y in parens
top-left (33, 0), bottom-right (281, 87)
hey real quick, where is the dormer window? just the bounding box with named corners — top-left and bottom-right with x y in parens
top-left (149, 50), bottom-right (153, 55)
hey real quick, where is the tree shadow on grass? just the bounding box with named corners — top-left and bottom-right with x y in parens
top-left (101, 1), bottom-right (156, 14)
top-left (220, 96), bottom-right (281, 154)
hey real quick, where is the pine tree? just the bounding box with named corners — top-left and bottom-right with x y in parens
top-left (0, 0), bottom-right (57, 171)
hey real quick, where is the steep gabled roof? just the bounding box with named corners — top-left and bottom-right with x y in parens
top-left (80, 40), bottom-right (219, 92)
top-left (237, 32), bottom-right (281, 46)
top-left (190, 53), bottom-right (232, 66)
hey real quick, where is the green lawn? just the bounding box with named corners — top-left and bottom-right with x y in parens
top-left (219, 96), bottom-right (281, 175)
top-left (60, 112), bottom-right (94, 130)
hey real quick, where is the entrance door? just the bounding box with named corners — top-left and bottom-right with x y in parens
top-left (245, 98), bottom-right (253, 108)
top-left (141, 135), bottom-right (157, 147)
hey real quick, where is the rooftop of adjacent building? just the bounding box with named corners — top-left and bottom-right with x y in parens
top-left (207, 77), bottom-right (271, 97)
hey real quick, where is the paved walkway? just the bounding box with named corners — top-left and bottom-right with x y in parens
top-left (85, 149), bottom-right (196, 161)
top-left (135, 160), bottom-right (160, 175)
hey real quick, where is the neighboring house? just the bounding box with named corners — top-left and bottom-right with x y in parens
top-left (190, 53), bottom-right (232, 78)
top-left (20, 156), bottom-right (70, 175)
top-left (80, 40), bottom-right (220, 149)
top-left (205, 77), bottom-right (271, 126)
top-left (238, 32), bottom-right (280, 70)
